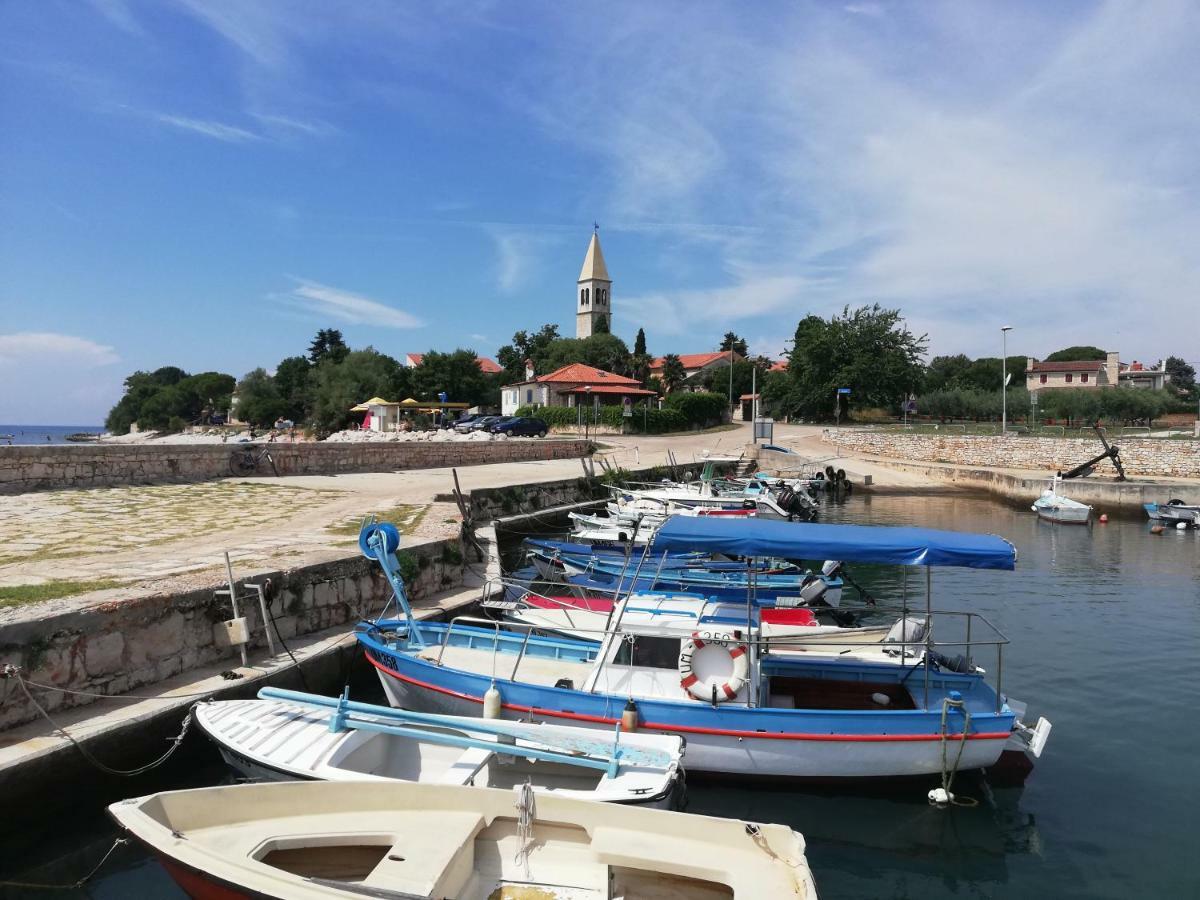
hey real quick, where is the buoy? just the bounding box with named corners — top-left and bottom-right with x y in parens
top-left (621, 698), bottom-right (639, 732)
top-left (1099, 514), bottom-right (1108, 523)
top-left (483, 684), bottom-right (502, 719)
top-left (928, 787), bottom-right (954, 806)
top-left (871, 692), bottom-right (891, 707)
top-left (1177, 522), bottom-right (1188, 531)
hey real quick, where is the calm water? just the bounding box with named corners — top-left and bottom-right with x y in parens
top-left (0, 424), bottom-right (104, 445)
top-left (3, 493), bottom-right (1198, 898)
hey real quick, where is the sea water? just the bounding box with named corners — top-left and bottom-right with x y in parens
top-left (2, 492), bottom-right (1197, 898)
top-left (0, 425), bottom-right (105, 445)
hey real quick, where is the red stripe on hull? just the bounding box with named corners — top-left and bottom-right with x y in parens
top-left (365, 654), bottom-right (1010, 743)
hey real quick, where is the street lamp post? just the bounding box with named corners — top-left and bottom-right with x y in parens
top-left (1001, 326), bottom-right (1013, 433)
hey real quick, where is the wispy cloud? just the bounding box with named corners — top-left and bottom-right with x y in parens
top-left (276, 279), bottom-right (423, 329)
top-left (0, 332), bottom-right (119, 367)
top-left (616, 276), bottom-right (808, 336)
top-left (155, 113), bottom-right (260, 143)
top-left (86, 0), bottom-right (144, 35)
top-left (487, 228), bottom-right (560, 294)
top-left (249, 111), bottom-right (337, 138)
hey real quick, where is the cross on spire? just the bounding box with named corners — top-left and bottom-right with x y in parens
top-left (593, 221), bottom-right (599, 233)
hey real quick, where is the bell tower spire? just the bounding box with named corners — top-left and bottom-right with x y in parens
top-left (576, 228), bottom-right (612, 338)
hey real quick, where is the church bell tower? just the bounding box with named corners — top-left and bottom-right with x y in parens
top-left (576, 230), bottom-right (612, 338)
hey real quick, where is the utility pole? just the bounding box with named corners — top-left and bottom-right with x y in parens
top-left (1001, 326), bottom-right (1013, 434)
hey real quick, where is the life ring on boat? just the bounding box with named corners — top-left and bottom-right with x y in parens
top-left (678, 630), bottom-right (748, 702)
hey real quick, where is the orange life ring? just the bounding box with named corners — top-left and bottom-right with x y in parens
top-left (678, 630), bottom-right (749, 702)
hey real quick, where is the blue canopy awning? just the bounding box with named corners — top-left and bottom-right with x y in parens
top-left (650, 516), bottom-right (1016, 570)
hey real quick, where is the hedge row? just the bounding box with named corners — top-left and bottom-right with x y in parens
top-left (515, 404), bottom-right (688, 434)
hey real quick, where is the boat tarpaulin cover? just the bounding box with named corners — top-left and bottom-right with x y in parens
top-left (650, 517), bottom-right (1016, 570)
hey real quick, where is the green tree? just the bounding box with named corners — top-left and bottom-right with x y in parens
top-left (539, 334), bottom-right (632, 376)
top-left (700, 357), bottom-right (769, 401)
top-left (411, 349), bottom-right (498, 407)
top-left (307, 328), bottom-right (349, 365)
top-left (234, 368), bottom-right (286, 427)
top-left (594, 315), bottom-right (611, 334)
top-left (719, 332), bottom-right (748, 357)
top-left (633, 328), bottom-right (647, 357)
top-left (924, 354), bottom-right (973, 392)
top-left (1165, 356), bottom-right (1196, 398)
top-left (779, 305), bottom-right (927, 419)
top-left (659, 354), bottom-right (687, 394)
top-left (309, 348), bottom-right (405, 435)
top-left (630, 328), bottom-right (651, 383)
top-left (182, 372), bottom-right (236, 421)
top-left (497, 324), bottom-right (560, 382)
top-left (273, 356), bottom-right (313, 422)
top-left (1045, 345), bottom-right (1106, 362)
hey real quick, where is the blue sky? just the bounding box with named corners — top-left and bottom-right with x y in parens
top-left (2, 1), bottom-right (1198, 423)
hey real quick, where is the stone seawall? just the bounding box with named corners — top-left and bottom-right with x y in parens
top-left (824, 429), bottom-right (1200, 479)
top-left (0, 439), bottom-right (593, 494)
top-left (0, 536), bottom-right (465, 730)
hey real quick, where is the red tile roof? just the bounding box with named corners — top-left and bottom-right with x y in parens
top-left (1030, 360), bottom-right (1105, 372)
top-left (561, 384), bottom-right (657, 395)
top-left (535, 363), bottom-right (642, 385)
top-left (405, 353), bottom-right (502, 374)
top-left (649, 351), bottom-right (742, 371)
top-left (769, 360), bottom-right (788, 372)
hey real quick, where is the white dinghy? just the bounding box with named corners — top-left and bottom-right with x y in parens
top-left (109, 780), bottom-right (818, 899)
top-left (195, 688), bottom-right (684, 809)
top-left (1032, 474), bottom-right (1092, 524)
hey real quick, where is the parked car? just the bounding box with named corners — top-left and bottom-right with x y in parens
top-left (458, 415), bottom-right (506, 433)
top-left (446, 413), bottom-right (481, 431)
top-left (490, 416), bottom-right (549, 437)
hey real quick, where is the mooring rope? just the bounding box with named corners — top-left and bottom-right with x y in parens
top-left (0, 837), bottom-right (129, 890)
top-left (935, 694), bottom-right (979, 808)
top-left (12, 671), bottom-right (198, 777)
top-left (514, 779), bottom-right (537, 877)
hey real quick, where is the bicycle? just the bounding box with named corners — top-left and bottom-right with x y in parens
top-left (228, 444), bottom-right (280, 477)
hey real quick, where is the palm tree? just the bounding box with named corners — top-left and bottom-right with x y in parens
top-left (660, 354), bottom-right (686, 394)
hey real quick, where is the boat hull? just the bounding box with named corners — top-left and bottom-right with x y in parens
top-left (1034, 505), bottom-right (1091, 524)
top-left (359, 628), bottom-right (1014, 780)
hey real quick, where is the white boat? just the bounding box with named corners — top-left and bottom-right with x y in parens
top-left (1031, 475), bottom-right (1092, 524)
top-left (1144, 499), bottom-right (1200, 527)
top-left (195, 689), bottom-right (684, 809)
top-left (108, 780), bottom-right (819, 899)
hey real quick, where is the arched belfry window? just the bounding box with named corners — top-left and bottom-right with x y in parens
top-left (581, 288), bottom-right (590, 306)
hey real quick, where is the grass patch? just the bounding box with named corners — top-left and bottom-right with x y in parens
top-left (0, 579), bottom-right (123, 608)
top-left (326, 504), bottom-right (429, 537)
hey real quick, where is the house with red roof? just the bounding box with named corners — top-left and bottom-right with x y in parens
top-left (501, 360), bottom-right (656, 415)
top-left (403, 352), bottom-right (503, 374)
top-left (648, 350), bottom-right (742, 390)
top-left (1026, 351), bottom-right (1170, 392)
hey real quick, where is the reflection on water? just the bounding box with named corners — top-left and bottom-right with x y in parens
top-left (3, 492), bottom-right (1198, 898)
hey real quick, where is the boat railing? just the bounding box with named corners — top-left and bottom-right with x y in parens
top-left (438, 614), bottom-right (550, 683)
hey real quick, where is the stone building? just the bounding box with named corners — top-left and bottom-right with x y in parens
top-left (501, 361), bottom-right (655, 417)
top-left (1026, 351), bottom-right (1170, 392)
top-left (576, 232), bottom-right (612, 338)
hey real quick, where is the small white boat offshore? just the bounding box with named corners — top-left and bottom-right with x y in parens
top-left (108, 780), bottom-right (819, 899)
top-left (1144, 499), bottom-right (1200, 528)
top-left (1032, 475), bottom-right (1092, 524)
top-left (195, 688), bottom-right (685, 809)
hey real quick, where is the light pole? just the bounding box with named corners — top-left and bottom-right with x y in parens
top-left (1001, 326), bottom-right (1013, 433)
top-left (727, 346), bottom-right (734, 419)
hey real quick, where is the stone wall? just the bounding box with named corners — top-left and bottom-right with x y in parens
top-left (0, 536), bottom-right (465, 730)
top-left (824, 429), bottom-right (1200, 479)
top-left (0, 439), bottom-right (593, 494)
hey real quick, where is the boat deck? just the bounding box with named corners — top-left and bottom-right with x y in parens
top-left (417, 644), bottom-right (595, 688)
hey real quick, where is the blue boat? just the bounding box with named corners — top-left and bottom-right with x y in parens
top-left (355, 517), bottom-right (1052, 781)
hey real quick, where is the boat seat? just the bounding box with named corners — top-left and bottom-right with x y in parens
top-left (360, 810), bottom-right (486, 897)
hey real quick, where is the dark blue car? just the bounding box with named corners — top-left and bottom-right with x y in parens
top-left (489, 416), bottom-right (549, 437)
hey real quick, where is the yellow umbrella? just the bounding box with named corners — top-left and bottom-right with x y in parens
top-left (349, 402), bottom-right (370, 412)
top-left (350, 396), bottom-right (392, 412)
top-left (400, 397), bottom-right (420, 407)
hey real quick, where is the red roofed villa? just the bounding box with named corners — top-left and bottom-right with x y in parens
top-left (404, 353), bottom-right (502, 374)
top-left (648, 350), bottom-right (742, 390)
top-left (501, 360), bottom-right (656, 415)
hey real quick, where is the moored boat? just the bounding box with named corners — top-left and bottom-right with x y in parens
top-left (1032, 475), bottom-right (1092, 524)
top-left (357, 517), bottom-right (1052, 781)
top-left (194, 688), bottom-right (684, 808)
top-left (109, 780), bottom-right (819, 899)
top-left (1144, 499), bottom-right (1199, 527)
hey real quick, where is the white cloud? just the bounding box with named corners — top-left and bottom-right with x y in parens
top-left (0, 332), bottom-right (119, 367)
top-left (616, 276), bottom-right (809, 336)
top-left (276, 278), bottom-right (423, 329)
top-left (488, 229), bottom-right (559, 294)
top-left (155, 114), bottom-right (260, 142)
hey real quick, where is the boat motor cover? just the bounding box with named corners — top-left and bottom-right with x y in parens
top-left (650, 517), bottom-right (1017, 570)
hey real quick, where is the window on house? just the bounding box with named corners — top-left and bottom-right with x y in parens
top-left (526, 389), bottom-right (533, 404)
top-left (1040, 373), bottom-right (1047, 384)
top-left (1081, 373), bottom-right (1089, 383)
top-left (1065, 374), bottom-right (1073, 383)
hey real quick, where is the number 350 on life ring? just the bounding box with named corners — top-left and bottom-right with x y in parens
top-left (678, 631), bottom-right (748, 702)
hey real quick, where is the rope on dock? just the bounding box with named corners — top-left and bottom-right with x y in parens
top-left (0, 837), bottom-right (128, 890)
top-left (9, 668), bottom-right (198, 777)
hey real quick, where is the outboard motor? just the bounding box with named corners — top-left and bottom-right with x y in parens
top-left (798, 573), bottom-right (833, 607)
top-left (882, 616), bottom-right (928, 658)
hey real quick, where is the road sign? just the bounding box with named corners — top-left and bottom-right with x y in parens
top-left (622, 398), bottom-right (633, 417)
top-left (903, 399), bottom-right (917, 413)
top-left (837, 387), bottom-right (851, 394)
